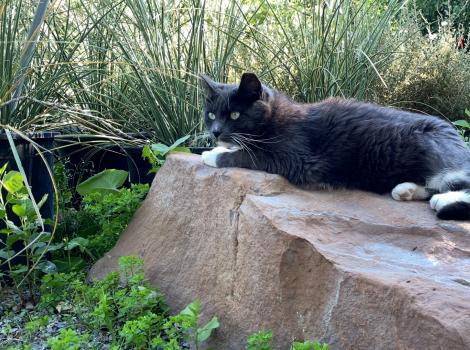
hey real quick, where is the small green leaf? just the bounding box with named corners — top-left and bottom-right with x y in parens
top-left (197, 316), bottom-right (219, 342)
top-left (0, 204), bottom-right (5, 219)
top-left (12, 203), bottom-right (27, 217)
top-left (53, 256), bottom-right (86, 272)
top-left (6, 233), bottom-right (25, 247)
top-left (11, 265), bottom-right (28, 274)
top-left (37, 194), bottom-right (49, 210)
top-left (3, 171), bottom-right (24, 193)
top-left (151, 143), bottom-right (170, 155)
top-left (180, 300), bottom-right (200, 318)
top-left (453, 120), bottom-right (470, 128)
top-left (0, 163), bottom-right (8, 178)
top-left (36, 261), bottom-right (57, 274)
top-left (64, 237), bottom-right (89, 251)
top-left (77, 169), bottom-right (128, 196)
top-left (167, 135), bottom-right (190, 152)
top-left (34, 243), bottom-right (63, 255)
top-left (0, 249), bottom-right (14, 260)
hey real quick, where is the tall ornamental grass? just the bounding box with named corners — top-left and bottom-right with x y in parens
top-left (235, 0), bottom-right (407, 102)
top-left (90, 0), bottom-right (248, 144)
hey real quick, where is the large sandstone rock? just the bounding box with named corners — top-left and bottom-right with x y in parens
top-left (89, 153), bottom-right (470, 350)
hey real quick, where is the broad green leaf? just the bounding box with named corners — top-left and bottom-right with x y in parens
top-left (29, 231), bottom-right (51, 244)
top-left (466, 109), bottom-right (470, 118)
top-left (151, 135), bottom-right (190, 156)
top-left (197, 316), bottom-right (220, 342)
top-left (453, 120), bottom-right (470, 128)
top-left (77, 169), bottom-right (128, 196)
top-left (167, 135), bottom-right (190, 152)
top-left (180, 300), bottom-right (200, 318)
top-left (36, 260), bottom-right (57, 274)
top-left (6, 233), bottom-right (25, 247)
top-left (0, 249), bottom-right (14, 260)
top-left (31, 241), bottom-right (47, 253)
top-left (151, 143), bottom-right (170, 155)
top-left (44, 243), bottom-right (64, 253)
top-left (64, 237), bottom-right (89, 251)
top-left (12, 202), bottom-right (28, 217)
top-left (3, 171), bottom-right (24, 193)
top-left (53, 257), bottom-right (86, 272)
top-left (5, 219), bottom-right (21, 233)
top-left (11, 265), bottom-right (28, 274)
top-left (142, 145), bottom-right (154, 161)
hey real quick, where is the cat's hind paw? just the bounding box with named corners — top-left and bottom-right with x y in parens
top-left (391, 182), bottom-right (429, 201)
top-left (201, 147), bottom-right (233, 167)
top-left (391, 182), bottom-right (418, 201)
top-left (430, 191), bottom-right (470, 211)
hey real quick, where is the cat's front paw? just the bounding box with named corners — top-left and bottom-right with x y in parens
top-left (201, 147), bottom-right (232, 167)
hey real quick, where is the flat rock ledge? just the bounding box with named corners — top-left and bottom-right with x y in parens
top-left (89, 153), bottom-right (470, 350)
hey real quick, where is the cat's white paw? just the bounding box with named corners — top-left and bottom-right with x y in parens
top-left (201, 147), bottom-right (232, 167)
top-left (392, 182), bottom-right (418, 201)
top-left (429, 191), bottom-right (470, 211)
top-left (391, 182), bottom-right (429, 201)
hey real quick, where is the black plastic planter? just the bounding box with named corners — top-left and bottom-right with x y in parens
top-left (125, 146), bottom-right (154, 185)
top-left (56, 137), bottom-right (214, 202)
top-left (0, 132), bottom-right (58, 221)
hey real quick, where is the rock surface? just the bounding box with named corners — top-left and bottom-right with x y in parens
top-left (89, 153), bottom-right (470, 350)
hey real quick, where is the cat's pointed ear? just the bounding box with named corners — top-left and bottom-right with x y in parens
top-left (199, 74), bottom-right (218, 98)
top-left (238, 73), bottom-right (262, 101)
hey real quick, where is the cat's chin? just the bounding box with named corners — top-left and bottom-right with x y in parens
top-left (217, 141), bottom-right (240, 150)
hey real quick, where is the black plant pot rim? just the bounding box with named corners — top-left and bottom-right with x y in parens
top-left (55, 132), bottom-right (150, 141)
top-left (0, 131), bottom-right (60, 140)
top-left (189, 147), bottom-right (213, 155)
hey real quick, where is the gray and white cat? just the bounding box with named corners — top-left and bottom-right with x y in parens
top-left (200, 72), bottom-right (470, 220)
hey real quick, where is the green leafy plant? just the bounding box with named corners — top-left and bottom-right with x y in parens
top-left (47, 329), bottom-right (90, 350)
top-left (374, 11), bottom-right (470, 120)
top-left (169, 300), bottom-right (220, 349)
top-left (0, 163), bottom-right (60, 303)
top-left (37, 256), bottom-right (218, 349)
top-left (80, 0), bottom-right (246, 145)
top-left (246, 330), bottom-right (329, 350)
top-left (237, 0), bottom-right (405, 103)
top-left (247, 330), bottom-right (273, 350)
top-left (76, 183), bottom-right (148, 258)
top-left (452, 109), bottom-right (470, 145)
top-left (119, 312), bottom-right (164, 349)
top-left (291, 341), bottom-right (330, 350)
top-left (52, 169), bottom-right (148, 268)
top-left (143, 135), bottom-right (191, 174)
top-left (25, 315), bottom-right (50, 335)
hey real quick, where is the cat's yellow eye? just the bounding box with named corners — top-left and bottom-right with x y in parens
top-left (208, 112), bottom-right (216, 120)
top-left (230, 111), bottom-right (240, 120)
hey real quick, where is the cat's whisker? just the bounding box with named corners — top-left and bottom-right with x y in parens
top-left (235, 132), bottom-right (284, 141)
top-left (232, 134), bottom-right (268, 152)
top-left (233, 132), bottom-right (284, 144)
top-left (232, 133), bottom-right (282, 148)
top-left (231, 135), bottom-right (257, 166)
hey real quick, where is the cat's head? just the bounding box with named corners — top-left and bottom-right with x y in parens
top-left (200, 73), bottom-right (272, 148)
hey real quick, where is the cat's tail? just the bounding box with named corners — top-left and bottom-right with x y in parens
top-left (427, 169), bottom-right (470, 220)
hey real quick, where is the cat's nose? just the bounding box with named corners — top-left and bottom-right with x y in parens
top-left (212, 130), bottom-right (221, 138)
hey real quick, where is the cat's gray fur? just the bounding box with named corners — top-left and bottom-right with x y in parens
top-left (200, 73), bottom-right (470, 220)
